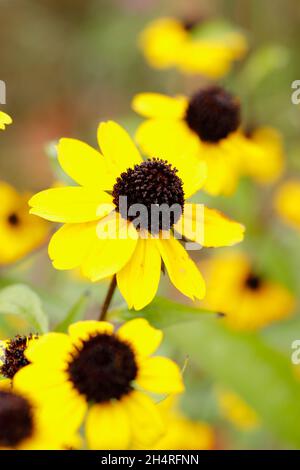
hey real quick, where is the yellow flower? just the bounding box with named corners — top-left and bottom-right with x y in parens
top-left (0, 334), bottom-right (39, 383)
top-left (216, 388), bottom-right (259, 430)
top-left (0, 181), bottom-right (49, 265)
top-left (202, 251), bottom-right (295, 330)
top-left (242, 126), bottom-right (285, 184)
top-left (0, 111), bottom-right (12, 130)
top-left (29, 121), bottom-right (244, 310)
top-left (133, 88), bottom-right (261, 196)
top-left (139, 17), bottom-right (247, 78)
top-left (274, 179), bottom-right (300, 231)
top-left (139, 396), bottom-right (215, 450)
top-left (0, 387), bottom-right (69, 449)
top-left (15, 319), bottom-right (184, 449)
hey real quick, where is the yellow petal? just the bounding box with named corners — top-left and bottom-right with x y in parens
top-left (86, 401), bottom-right (131, 450)
top-left (68, 321), bottom-right (114, 346)
top-left (97, 121), bottom-right (142, 179)
top-left (0, 379), bottom-right (12, 391)
top-left (81, 213), bottom-right (138, 281)
top-left (135, 119), bottom-right (200, 161)
top-left (174, 203), bottom-right (204, 245)
top-left (170, 154), bottom-right (207, 198)
top-left (274, 180), bottom-right (300, 229)
top-left (117, 237), bottom-right (161, 310)
top-left (137, 356), bottom-right (184, 394)
top-left (117, 318), bottom-right (162, 357)
top-left (24, 333), bottom-right (73, 368)
top-left (0, 111), bottom-right (12, 130)
top-left (49, 222), bottom-right (98, 270)
top-left (57, 138), bottom-right (115, 189)
top-left (122, 390), bottom-right (165, 446)
top-left (202, 207), bottom-right (245, 247)
top-left (14, 364), bottom-right (68, 395)
top-left (29, 187), bottom-right (114, 223)
top-left (132, 93), bottom-right (187, 119)
top-left (156, 235), bottom-right (206, 300)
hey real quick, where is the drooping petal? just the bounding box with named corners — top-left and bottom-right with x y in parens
top-left (97, 121), bottom-right (142, 179)
top-left (57, 138), bottom-right (115, 189)
top-left (81, 213), bottom-right (138, 281)
top-left (202, 207), bottom-right (245, 247)
top-left (117, 318), bottom-right (163, 358)
top-left (122, 390), bottom-right (165, 447)
top-left (48, 222), bottom-right (99, 270)
top-left (86, 401), bottom-right (131, 450)
top-left (156, 235), bottom-right (206, 300)
top-left (29, 187), bottom-right (114, 223)
top-left (117, 237), bottom-right (161, 310)
top-left (132, 93), bottom-right (187, 119)
top-left (137, 356), bottom-right (184, 394)
top-left (68, 321), bottom-right (114, 346)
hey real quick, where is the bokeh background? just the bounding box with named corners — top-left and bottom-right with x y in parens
top-left (1, 0), bottom-right (300, 450)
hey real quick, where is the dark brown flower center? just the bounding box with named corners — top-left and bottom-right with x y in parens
top-left (0, 334), bottom-right (37, 380)
top-left (67, 333), bottom-right (138, 403)
top-left (245, 273), bottom-right (262, 291)
top-left (185, 86), bottom-right (240, 143)
top-left (112, 158), bottom-right (185, 233)
top-left (7, 213), bottom-right (20, 227)
top-left (0, 391), bottom-right (34, 447)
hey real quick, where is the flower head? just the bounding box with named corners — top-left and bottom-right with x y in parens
top-left (133, 89), bottom-right (262, 196)
top-left (274, 179), bottom-right (300, 231)
top-left (0, 386), bottom-right (70, 449)
top-left (0, 111), bottom-right (12, 130)
top-left (202, 251), bottom-right (295, 330)
top-left (15, 319), bottom-right (184, 449)
top-left (139, 17), bottom-right (247, 79)
top-left (29, 120), bottom-right (244, 310)
top-left (0, 181), bottom-right (49, 265)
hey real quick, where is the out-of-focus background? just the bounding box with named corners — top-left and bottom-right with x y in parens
top-left (1, 0), bottom-right (300, 450)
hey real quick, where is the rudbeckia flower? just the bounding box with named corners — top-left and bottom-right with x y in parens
top-left (216, 388), bottom-right (259, 430)
top-left (0, 334), bottom-right (38, 385)
top-left (15, 319), bottom-right (184, 449)
top-left (139, 17), bottom-right (247, 78)
top-left (201, 251), bottom-right (295, 330)
top-left (0, 387), bottom-right (69, 449)
top-left (29, 121), bottom-right (244, 310)
top-left (274, 179), bottom-right (300, 231)
top-left (138, 396), bottom-right (215, 450)
top-left (242, 126), bottom-right (285, 184)
top-left (0, 181), bottom-right (49, 265)
top-left (0, 111), bottom-right (12, 130)
top-left (133, 87), bottom-right (261, 196)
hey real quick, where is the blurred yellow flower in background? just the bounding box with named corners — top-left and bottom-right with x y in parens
top-left (29, 121), bottom-right (244, 310)
top-left (216, 388), bottom-right (259, 430)
top-left (139, 17), bottom-right (247, 78)
top-left (201, 251), bottom-right (295, 331)
top-left (133, 87), bottom-right (262, 196)
top-left (274, 179), bottom-right (300, 231)
top-left (0, 388), bottom-right (69, 449)
top-left (15, 319), bottom-right (184, 449)
top-left (0, 111), bottom-right (12, 130)
top-left (140, 396), bottom-right (215, 450)
top-left (242, 126), bottom-right (285, 184)
top-left (0, 182), bottom-right (49, 265)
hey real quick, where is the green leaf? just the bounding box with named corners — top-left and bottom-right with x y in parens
top-left (112, 297), bottom-right (218, 328)
top-left (55, 291), bottom-right (90, 333)
top-left (166, 317), bottom-right (300, 448)
top-left (192, 19), bottom-right (243, 40)
top-left (0, 284), bottom-right (48, 333)
top-left (239, 45), bottom-right (289, 91)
